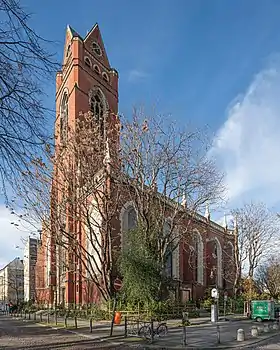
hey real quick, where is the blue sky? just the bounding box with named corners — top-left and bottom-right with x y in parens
top-left (2, 0), bottom-right (280, 266)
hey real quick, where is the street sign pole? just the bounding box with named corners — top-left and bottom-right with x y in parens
top-left (110, 278), bottom-right (123, 337)
top-left (110, 292), bottom-right (117, 337)
top-left (224, 292), bottom-right (228, 319)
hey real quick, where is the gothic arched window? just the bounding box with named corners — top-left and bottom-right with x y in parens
top-left (121, 205), bottom-right (137, 250)
top-left (163, 222), bottom-right (173, 279)
top-left (127, 208), bottom-right (137, 231)
top-left (193, 230), bottom-right (204, 285)
top-left (60, 92), bottom-right (68, 143)
top-left (90, 91), bottom-right (104, 122)
top-left (89, 89), bottom-right (106, 136)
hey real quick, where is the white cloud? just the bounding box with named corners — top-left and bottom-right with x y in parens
top-left (211, 59), bottom-right (280, 206)
top-left (0, 205), bottom-right (31, 269)
top-left (128, 69), bottom-right (149, 82)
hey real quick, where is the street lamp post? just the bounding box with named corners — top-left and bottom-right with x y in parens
top-left (210, 267), bottom-right (220, 344)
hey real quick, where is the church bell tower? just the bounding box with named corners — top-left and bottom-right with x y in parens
top-left (53, 23), bottom-right (119, 306)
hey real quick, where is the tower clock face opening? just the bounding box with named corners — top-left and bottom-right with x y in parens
top-left (92, 42), bottom-right (102, 56)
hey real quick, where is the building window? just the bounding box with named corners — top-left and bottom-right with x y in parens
top-left (127, 208), bottom-right (137, 231)
top-left (94, 65), bottom-right (101, 74)
top-left (102, 72), bottom-right (109, 82)
top-left (92, 42), bottom-right (102, 56)
top-left (84, 57), bottom-right (91, 67)
top-left (163, 222), bottom-right (173, 279)
top-left (90, 90), bottom-right (104, 123)
top-left (193, 231), bottom-right (204, 285)
top-left (66, 44), bottom-right (71, 58)
top-left (60, 92), bottom-right (68, 143)
top-left (121, 204), bottom-right (137, 249)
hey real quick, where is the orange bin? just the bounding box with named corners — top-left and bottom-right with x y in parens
top-left (114, 311), bottom-right (122, 325)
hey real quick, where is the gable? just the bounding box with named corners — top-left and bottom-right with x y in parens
top-left (83, 24), bottom-right (111, 68)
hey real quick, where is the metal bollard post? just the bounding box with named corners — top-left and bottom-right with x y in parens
top-left (89, 318), bottom-right (93, 333)
top-left (182, 312), bottom-right (187, 346)
top-left (124, 316), bottom-right (127, 338)
top-left (55, 311), bottom-right (58, 326)
top-left (216, 324), bottom-right (221, 344)
top-left (64, 316), bottom-right (67, 328)
top-left (28, 313), bottom-right (31, 320)
top-left (47, 313), bottom-right (50, 324)
top-left (34, 313), bottom-right (36, 321)
top-left (150, 319), bottom-right (154, 343)
top-left (74, 316), bottom-right (77, 329)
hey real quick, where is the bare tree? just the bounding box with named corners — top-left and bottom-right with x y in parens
top-left (231, 202), bottom-right (280, 295)
top-left (0, 0), bottom-right (57, 193)
top-left (119, 111), bottom-right (225, 299)
top-left (14, 109), bottom-right (225, 303)
top-left (256, 255), bottom-right (280, 299)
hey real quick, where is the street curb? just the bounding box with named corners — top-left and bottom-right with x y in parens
top-left (138, 331), bottom-right (280, 349)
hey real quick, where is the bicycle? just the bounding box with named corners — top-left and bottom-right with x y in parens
top-left (138, 321), bottom-right (168, 340)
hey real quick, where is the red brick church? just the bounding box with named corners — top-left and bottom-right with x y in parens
top-left (35, 24), bottom-right (235, 307)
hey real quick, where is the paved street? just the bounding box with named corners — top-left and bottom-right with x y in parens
top-left (3, 313), bottom-right (280, 349)
top-left (0, 315), bottom-right (133, 349)
top-left (241, 334), bottom-right (280, 349)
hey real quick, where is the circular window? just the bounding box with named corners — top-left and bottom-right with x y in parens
top-left (92, 42), bottom-right (102, 56)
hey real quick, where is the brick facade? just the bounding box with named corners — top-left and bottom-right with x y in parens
top-left (35, 24), bottom-right (235, 307)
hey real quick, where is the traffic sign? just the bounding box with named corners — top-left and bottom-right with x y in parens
top-left (211, 288), bottom-right (219, 299)
top-left (113, 278), bottom-right (122, 291)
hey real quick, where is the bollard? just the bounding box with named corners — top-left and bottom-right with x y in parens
top-left (64, 316), bottom-right (67, 328)
top-left (40, 313), bottom-right (42, 322)
top-left (55, 311), bottom-right (58, 326)
top-left (251, 326), bottom-right (258, 337)
top-left (28, 312), bottom-right (31, 320)
top-left (257, 325), bottom-right (264, 334)
top-left (74, 316), bottom-right (77, 329)
top-left (150, 319), bottom-right (154, 343)
top-left (47, 313), bottom-right (50, 324)
top-left (237, 329), bottom-right (245, 341)
top-left (34, 313), bottom-right (36, 321)
top-left (273, 322), bottom-right (279, 330)
top-left (124, 316), bottom-right (127, 338)
top-left (216, 324), bottom-right (221, 344)
top-left (89, 318), bottom-right (93, 333)
top-left (264, 324), bottom-right (269, 333)
top-left (182, 312), bottom-right (187, 346)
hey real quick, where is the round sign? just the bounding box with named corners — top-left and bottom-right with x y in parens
top-left (211, 288), bottom-right (219, 299)
top-left (113, 278), bottom-right (122, 291)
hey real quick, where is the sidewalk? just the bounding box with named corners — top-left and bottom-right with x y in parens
top-left (9, 312), bottom-right (274, 349)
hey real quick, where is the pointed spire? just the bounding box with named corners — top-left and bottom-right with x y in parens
top-left (233, 215), bottom-right (238, 231)
top-left (181, 194), bottom-right (187, 208)
top-left (205, 203), bottom-right (210, 221)
top-left (223, 213), bottom-right (228, 230)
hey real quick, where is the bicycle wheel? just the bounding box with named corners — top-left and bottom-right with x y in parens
top-left (157, 323), bottom-right (168, 337)
top-left (138, 325), bottom-right (152, 340)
